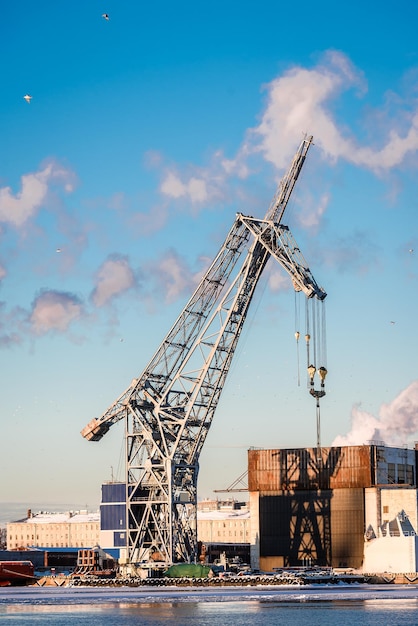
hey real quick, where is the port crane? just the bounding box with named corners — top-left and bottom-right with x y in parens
top-left (81, 135), bottom-right (327, 573)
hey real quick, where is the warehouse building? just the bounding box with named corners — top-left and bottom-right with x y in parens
top-left (8, 444), bottom-right (418, 574)
top-left (248, 444), bottom-right (418, 572)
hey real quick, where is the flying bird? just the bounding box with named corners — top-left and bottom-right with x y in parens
top-left (409, 248), bottom-right (414, 254)
top-left (102, 13), bottom-right (109, 20)
top-left (23, 94), bottom-right (32, 104)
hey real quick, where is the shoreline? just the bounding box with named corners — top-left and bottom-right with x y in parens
top-left (2, 583), bottom-right (418, 605)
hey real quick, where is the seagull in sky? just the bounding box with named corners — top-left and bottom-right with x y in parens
top-left (23, 94), bottom-right (32, 104)
top-left (409, 248), bottom-right (414, 254)
top-left (102, 13), bottom-right (110, 20)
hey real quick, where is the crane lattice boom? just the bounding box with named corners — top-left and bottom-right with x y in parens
top-left (81, 135), bottom-right (326, 571)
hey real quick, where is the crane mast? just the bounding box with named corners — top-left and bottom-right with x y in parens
top-left (81, 135), bottom-right (327, 573)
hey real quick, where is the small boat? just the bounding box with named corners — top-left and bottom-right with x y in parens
top-left (0, 561), bottom-right (35, 586)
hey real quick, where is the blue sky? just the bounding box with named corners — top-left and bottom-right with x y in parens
top-left (1, 1), bottom-right (418, 516)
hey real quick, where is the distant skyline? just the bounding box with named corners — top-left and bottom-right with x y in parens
top-left (1, 1), bottom-right (418, 515)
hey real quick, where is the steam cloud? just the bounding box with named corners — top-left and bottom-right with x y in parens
top-left (332, 380), bottom-right (418, 447)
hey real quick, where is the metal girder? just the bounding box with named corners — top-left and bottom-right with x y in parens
top-left (81, 134), bottom-right (326, 571)
top-left (238, 215), bottom-right (326, 300)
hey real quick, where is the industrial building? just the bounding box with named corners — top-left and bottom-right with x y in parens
top-left (5, 489), bottom-right (250, 565)
top-left (6, 444), bottom-right (418, 574)
top-left (248, 443), bottom-right (418, 573)
top-left (98, 484), bottom-right (250, 563)
top-left (7, 510), bottom-right (100, 551)
top-left (99, 482), bottom-right (126, 559)
top-left (195, 499), bottom-right (250, 564)
top-left (197, 510), bottom-right (249, 543)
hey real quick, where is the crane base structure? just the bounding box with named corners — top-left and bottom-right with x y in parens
top-left (81, 135), bottom-right (327, 576)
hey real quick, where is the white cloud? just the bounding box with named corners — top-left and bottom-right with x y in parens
top-left (220, 146), bottom-right (251, 179)
top-left (297, 192), bottom-right (330, 231)
top-left (91, 255), bottom-right (136, 307)
top-left (154, 52), bottom-right (415, 253)
top-left (187, 177), bottom-right (208, 203)
top-left (268, 267), bottom-right (291, 293)
top-left (160, 171), bottom-right (209, 204)
top-left (153, 51), bottom-right (418, 241)
top-left (0, 161), bottom-right (76, 227)
top-left (348, 114), bottom-right (418, 170)
top-left (244, 50), bottom-right (418, 173)
top-left (160, 172), bottom-right (187, 199)
top-left (30, 290), bottom-right (84, 334)
top-left (333, 380), bottom-right (418, 447)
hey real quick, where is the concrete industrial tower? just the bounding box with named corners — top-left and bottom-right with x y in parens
top-left (81, 136), bottom-right (327, 575)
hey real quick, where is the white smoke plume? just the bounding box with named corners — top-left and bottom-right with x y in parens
top-left (332, 380), bottom-right (418, 447)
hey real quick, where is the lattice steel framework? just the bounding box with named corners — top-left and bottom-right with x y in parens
top-left (81, 135), bottom-right (326, 571)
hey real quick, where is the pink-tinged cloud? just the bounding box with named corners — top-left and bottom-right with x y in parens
top-left (333, 380), bottom-right (418, 447)
top-left (91, 255), bottom-right (136, 307)
top-left (0, 302), bottom-right (23, 347)
top-left (0, 161), bottom-right (76, 227)
top-left (30, 290), bottom-right (84, 335)
top-left (150, 249), bottom-right (200, 304)
top-left (130, 203), bottom-right (170, 237)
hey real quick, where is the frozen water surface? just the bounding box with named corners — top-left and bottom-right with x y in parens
top-left (1, 585), bottom-right (418, 625)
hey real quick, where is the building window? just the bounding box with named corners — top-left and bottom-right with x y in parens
top-left (397, 465), bottom-right (405, 484)
top-left (388, 463), bottom-right (396, 484)
top-left (383, 505), bottom-right (389, 514)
